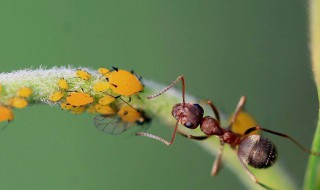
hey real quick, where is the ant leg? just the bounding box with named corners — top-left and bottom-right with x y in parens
top-left (237, 150), bottom-right (274, 190)
top-left (244, 126), bottom-right (320, 156)
top-left (211, 140), bottom-right (224, 176)
top-left (229, 96), bottom-right (246, 127)
top-left (177, 131), bottom-right (209, 140)
top-left (136, 120), bottom-right (180, 146)
top-left (206, 100), bottom-right (220, 124)
top-left (147, 75), bottom-right (186, 104)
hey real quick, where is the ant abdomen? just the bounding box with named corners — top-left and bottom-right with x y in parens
top-left (172, 103), bottom-right (204, 129)
top-left (238, 135), bottom-right (277, 169)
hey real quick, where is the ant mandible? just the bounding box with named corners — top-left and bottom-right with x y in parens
top-left (136, 75), bottom-right (320, 190)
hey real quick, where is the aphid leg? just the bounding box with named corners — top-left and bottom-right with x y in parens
top-left (147, 75), bottom-right (186, 104)
top-left (244, 126), bottom-right (320, 156)
top-left (211, 140), bottom-right (224, 176)
top-left (229, 96), bottom-right (246, 127)
top-left (237, 150), bottom-right (274, 190)
top-left (136, 120), bottom-right (180, 146)
top-left (206, 100), bottom-right (220, 123)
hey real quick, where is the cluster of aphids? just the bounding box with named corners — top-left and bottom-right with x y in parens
top-left (0, 85), bottom-right (32, 125)
top-left (48, 67), bottom-right (151, 134)
top-left (0, 67), bottom-right (151, 134)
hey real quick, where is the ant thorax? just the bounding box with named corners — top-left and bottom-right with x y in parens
top-left (172, 103), bottom-right (204, 129)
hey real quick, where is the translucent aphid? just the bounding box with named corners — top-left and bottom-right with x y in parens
top-left (108, 67), bottom-right (143, 96)
top-left (75, 69), bottom-right (91, 81)
top-left (0, 105), bottom-right (14, 123)
top-left (93, 82), bottom-right (109, 92)
top-left (17, 87), bottom-right (33, 98)
top-left (49, 91), bottom-right (64, 102)
top-left (93, 105), bottom-right (151, 135)
top-left (66, 92), bottom-right (93, 106)
top-left (9, 97), bottom-right (28, 109)
top-left (98, 95), bottom-right (116, 105)
top-left (58, 78), bottom-right (69, 90)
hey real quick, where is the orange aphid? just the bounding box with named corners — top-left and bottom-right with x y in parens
top-left (98, 68), bottom-right (110, 76)
top-left (18, 87), bottom-right (32, 98)
top-left (230, 111), bottom-right (259, 135)
top-left (75, 69), bottom-right (91, 81)
top-left (98, 95), bottom-right (116, 105)
top-left (0, 106), bottom-right (14, 122)
top-left (93, 82), bottom-right (109, 92)
top-left (60, 101), bottom-right (73, 110)
top-left (108, 68), bottom-right (143, 96)
top-left (117, 106), bottom-right (142, 123)
top-left (58, 78), bottom-right (69, 90)
top-left (94, 104), bottom-right (115, 114)
top-left (66, 92), bottom-right (93, 106)
top-left (49, 91), bottom-right (64, 102)
top-left (70, 106), bottom-right (86, 114)
top-left (9, 97), bottom-right (28, 109)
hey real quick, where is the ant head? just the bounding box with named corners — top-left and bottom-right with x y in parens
top-left (200, 116), bottom-right (222, 136)
top-left (172, 103), bottom-right (204, 129)
top-left (238, 135), bottom-right (277, 169)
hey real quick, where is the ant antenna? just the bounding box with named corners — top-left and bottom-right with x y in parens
top-left (229, 96), bottom-right (246, 127)
top-left (147, 75), bottom-right (186, 104)
top-left (244, 125), bottom-right (320, 156)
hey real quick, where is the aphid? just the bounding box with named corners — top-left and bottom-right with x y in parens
top-left (93, 105), bottom-right (151, 135)
top-left (17, 87), bottom-right (32, 98)
top-left (98, 95), bottom-right (116, 105)
top-left (94, 104), bottom-right (115, 115)
top-left (75, 69), bottom-right (91, 81)
top-left (70, 105), bottom-right (86, 114)
top-left (66, 92), bottom-right (93, 107)
top-left (60, 101), bottom-right (73, 110)
top-left (49, 91), bottom-right (64, 102)
top-left (58, 78), bottom-right (69, 90)
top-left (107, 67), bottom-right (143, 96)
top-left (0, 83), bottom-right (2, 94)
top-left (98, 68), bottom-right (110, 76)
top-left (9, 97), bottom-right (28, 109)
top-left (0, 105), bottom-right (14, 123)
top-left (93, 82), bottom-right (109, 92)
top-left (136, 75), bottom-right (320, 189)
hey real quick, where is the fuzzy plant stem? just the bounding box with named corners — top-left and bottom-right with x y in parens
top-left (0, 67), bottom-right (297, 190)
top-left (304, 1), bottom-right (320, 190)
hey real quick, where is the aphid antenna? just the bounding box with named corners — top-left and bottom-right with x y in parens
top-left (244, 125), bottom-right (320, 156)
top-left (112, 66), bottom-right (119, 72)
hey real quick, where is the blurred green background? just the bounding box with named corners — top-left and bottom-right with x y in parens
top-left (0, 1), bottom-right (317, 189)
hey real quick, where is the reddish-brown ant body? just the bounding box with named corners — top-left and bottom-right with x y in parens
top-left (136, 75), bottom-right (320, 190)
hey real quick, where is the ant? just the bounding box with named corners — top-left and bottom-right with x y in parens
top-left (136, 75), bottom-right (320, 190)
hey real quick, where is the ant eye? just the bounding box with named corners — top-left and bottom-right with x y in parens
top-left (185, 122), bottom-right (193, 128)
top-left (193, 104), bottom-right (204, 113)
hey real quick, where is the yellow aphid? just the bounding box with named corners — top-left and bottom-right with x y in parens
top-left (76, 69), bottom-right (91, 81)
top-left (58, 78), bottom-right (69, 90)
top-left (70, 106), bottom-right (86, 114)
top-left (98, 95), bottom-right (116, 105)
top-left (94, 104), bottom-right (115, 114)
top-left (86, 105), bottom-right (96, 113)
top-left (117, 106), bottom-right (142, 123)
top-left (66, 92), bottom-right (93, 106)
top-left (9, 97), bottom-right (28, 109)
top-left (49, 91), bottom-right (64, 102)
top-left (98, 68), bottom-right (110, 75)
top-left (108, 69), bottom-right (144, 96)
top-left (230, 111), bottom-right (259, 135)
top-left (0, 106), bottom-right (14, 122)
top-left (18, 87), bottom-right (32, 98)
top-left (93, 82), bottom-right (109, 92)
top-left (60, 102), bottom-right (73, 110)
